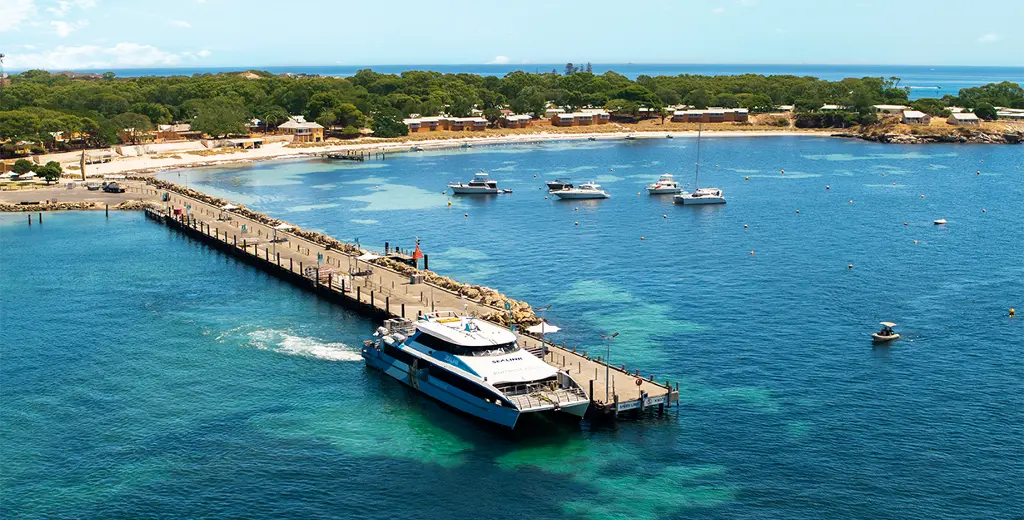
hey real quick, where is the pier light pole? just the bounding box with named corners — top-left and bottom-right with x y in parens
top-left (600, 332), bottom-right (619, 402)
top-left (533, 304), bottom-right (551, 343)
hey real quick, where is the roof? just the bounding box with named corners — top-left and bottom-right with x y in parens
top-left (278, 120), bottom-right (324, 129)
top-left (950, 112), bottom-right (979, 120)
top-left (873, 104), bottom-right (909, 110)
top-left (821, 104), bottom-right (844, 110)
top-left (158, 123), bottom-right (192, 132)
top-left (902, 110), bottom-right (928, 118)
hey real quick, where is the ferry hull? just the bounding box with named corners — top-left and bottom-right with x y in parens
top-left (363, 345), bottom-right (522, 428)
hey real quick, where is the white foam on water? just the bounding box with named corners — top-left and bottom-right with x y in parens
top-left (220, 327), bottom-right (361, 362)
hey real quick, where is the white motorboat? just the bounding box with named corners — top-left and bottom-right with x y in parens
top-left (545, 179), bottom-right (573, 191)
top-left (552, 182), bottom-right (609, 200)
top-left (448, 172), bottom-right (500, 195)
top-left (674, 124), bottom-right (726, 206)
top-left (363, 313), bottom-right (590, 429)
top-left (624, 134), bottom-right (638, 140)
top-left (647, 174), bottom-right (682, 195)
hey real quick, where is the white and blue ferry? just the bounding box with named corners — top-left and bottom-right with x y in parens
top-left (362, 312), bottom-right (590, 428)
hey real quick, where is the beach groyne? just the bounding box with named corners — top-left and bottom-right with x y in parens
top-left (0, 200), bottom-right (158, 212)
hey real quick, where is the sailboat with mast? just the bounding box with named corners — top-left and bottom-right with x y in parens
top-left (673, 124), bottom-right (726, 205)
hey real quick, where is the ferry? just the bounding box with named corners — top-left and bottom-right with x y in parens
top-left (646, 174), bottom-right (682, 195)
top-left (448, 172), bottom-right (500, 195)
top-left (551, 182), bottom-right (610, 200)
top-left (363, 313), bottom-right (590, 428)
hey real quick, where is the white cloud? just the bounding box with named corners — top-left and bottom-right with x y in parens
top-left (51, 19), bottom-right (88, 37)
top-left (0, 0), bottom-right (37, 31)
top-left (711, 6), bottom-right (725, 14)
top-left (46, 0), bottom-right (94, 16)
top-left (170, 20), bottom-right (192, 28)
top-left (196, 49), bottom-right (212, 58)
top-left (487, 55), bottom-right (511, 64)
top-left (6, 42), bottom-right (195, 70)
top-left (977, 33), bottom-right (998, 44)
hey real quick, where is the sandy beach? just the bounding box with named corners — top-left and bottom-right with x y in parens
top-left (25, 129), bottom-right (834, 180)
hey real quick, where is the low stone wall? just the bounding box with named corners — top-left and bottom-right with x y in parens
top-left (0, 200), bottom-right (159, 212)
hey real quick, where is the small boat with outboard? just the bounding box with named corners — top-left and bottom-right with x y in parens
top-left (934, 218), bottom-right (947, 225)
top-left (448, 172), bottom-right (500, 195)
top-left (551, 182), bottom-right (609, 200)
top-left (647, 174), bottom-right (682, 195)
top-left (872, 322), bottom-right (900, 343)
top-left (362, 313), bottom-right (590, 428)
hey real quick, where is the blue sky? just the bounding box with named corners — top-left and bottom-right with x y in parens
top-left (2, 0), bottom-right (1023, 71)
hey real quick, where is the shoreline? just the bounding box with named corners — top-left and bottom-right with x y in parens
top-left (43, 129), bottom-right (835, 179)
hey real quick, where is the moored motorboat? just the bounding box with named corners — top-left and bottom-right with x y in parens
top-left (362, 313), bottom-right (590, 429)
top-left (872, 322), bottom-right (900, 343)
top-left (551, 182), bottom-right (609, 200)
top-left (934, 218), bottom-right (947, 225)
top-left (546, 179), bottom-right (573, 192)
top-left (647, 174), bottom-right (682, 195)
top-left (448, 172), bottom-right (500, 195)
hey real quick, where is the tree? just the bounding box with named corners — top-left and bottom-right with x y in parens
top-left (685, 89), bottom-right (710, 109)
top-left (370, 108), bottom-right (408, 138)
top-left (13, 159), bottom-right (36, 174)
top-left (973, 103), bottom-right (997, 121)
top-left (483, 107), bottom-right (503, 128)
top-left (604, 98), bottom-right (639, 118)
top-left (659, 107), bottom-right (670, 124)
top-left (586, 62), bottom-right (593, 74)
top-left (340, 125), bottom-right (361, 139)
top-left (38, 161), bottom-right (62, 184)
top-left (130, 103), bottom-right (174, 125)
top-left (564, 63), bottom-right (576, 76)
top-left (261, 106), bottom-right (290, 131)
top-left (910, 98), bottom-right (950, 117)
top-left (335, 103), bottom-right (365, 127)
top-left (191, 97), bottom-right (249, 137)
top-left (109, 113), bottom-right (154, 145)
top-left (742, 94), bottom-right (775, 113)
top-left (0, 110), bottom-right (42, 140)
top-left (712, 93), bottom-right (740, 108)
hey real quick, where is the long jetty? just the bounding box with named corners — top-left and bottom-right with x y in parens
top-left (131, 183), bottom-right (678, 420)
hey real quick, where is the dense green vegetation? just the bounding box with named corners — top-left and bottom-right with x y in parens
top-left (1, 67), bottom-right (1021, 156)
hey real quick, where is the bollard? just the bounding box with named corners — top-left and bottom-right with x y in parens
top-left (385, 296), bottom-right (389, 314)
top-left (105, 204), bottom-right (109, 217)
top-left (38, 212), bottom-right (42, 223)
top-left (424, 254), bottom-right (429, 270)
top-left (290, 258), bottom-right (293, 271)
top-left (28, 214), bottom-right (32, 226)
top-left (276, 252), bottom-right (280, 265)
top-left (341, 278), bottom-right (345, 293)
top-left (401, 303), bottom-right (405, 318)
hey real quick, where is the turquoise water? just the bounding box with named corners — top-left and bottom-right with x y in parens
top-left (4, 137), bottom-right (1024, 518)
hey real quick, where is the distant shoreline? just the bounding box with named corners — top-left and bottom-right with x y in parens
top-left (67, 129), bottom-right (834, 178)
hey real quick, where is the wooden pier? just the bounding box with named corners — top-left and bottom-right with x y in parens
top-left (320, 150), bottom-right (388, 161)
top-left (136, 185), bottom-right (678, 420)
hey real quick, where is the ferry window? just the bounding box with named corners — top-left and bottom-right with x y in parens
top-left (414, 333), bottom-right (518, 356)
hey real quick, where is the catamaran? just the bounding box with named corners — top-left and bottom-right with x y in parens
top-left (363, 312), bottom-right (590, 428)
top-left (674, 125), bottom-right (726, 205)
top-left (448, 172), bottom-right (500, 194)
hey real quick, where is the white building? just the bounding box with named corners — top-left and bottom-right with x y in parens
top-left (947, 112), bottom-right (980, 126)
top-left (901, 110), bottom-right (931, 125)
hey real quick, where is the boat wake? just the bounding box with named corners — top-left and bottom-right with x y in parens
top-left (217, 326), bottom-right (362, 362)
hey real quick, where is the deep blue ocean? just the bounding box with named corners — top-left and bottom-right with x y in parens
top-left (3, 136), bottom-right (1023, 518)
top-left (73, 64), bottom-right (1023, 100)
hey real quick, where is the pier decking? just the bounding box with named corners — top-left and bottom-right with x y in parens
top-left (134, 184), bottom-right (678, 419)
